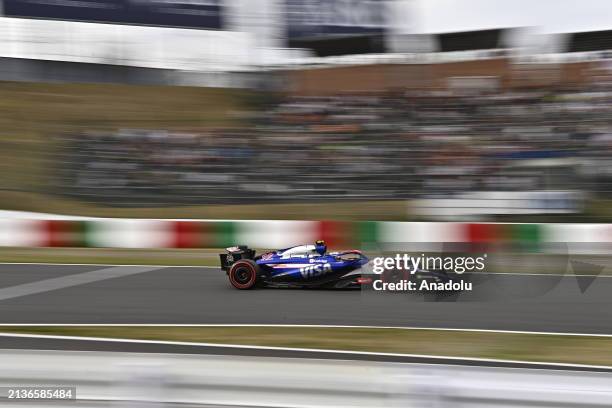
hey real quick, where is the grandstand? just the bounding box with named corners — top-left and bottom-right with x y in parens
top-left (0, 0), bottom-right (611, 221)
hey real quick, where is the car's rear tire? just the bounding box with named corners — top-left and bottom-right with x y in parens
top-left (228, 259), bottom-right (260, 290)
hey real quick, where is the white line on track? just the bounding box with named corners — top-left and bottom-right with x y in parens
top-left (0, 262), bottom-right (216, 268)
top-left (0, 332), bottom-right (610, 371)
top-left (0, 324), bottom-right (612, 338)
top-left (0, 262), bottom-right (609, 277)
top-left (473, 271), bottom-right (612, 278)
top-left (0, 266), bottom-right (162, 301)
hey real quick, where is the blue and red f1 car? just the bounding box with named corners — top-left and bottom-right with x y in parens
top-left (220, 240), bottom-right (370, 289)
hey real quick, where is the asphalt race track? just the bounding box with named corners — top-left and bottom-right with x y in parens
top-left (1, 263), bottom-right (612, 334)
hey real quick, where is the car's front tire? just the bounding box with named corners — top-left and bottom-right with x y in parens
top-left (228, 259), bottom-right (260, 289)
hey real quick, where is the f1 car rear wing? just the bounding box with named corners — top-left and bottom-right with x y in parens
top-left (219, 246), bottom-right (256, 271)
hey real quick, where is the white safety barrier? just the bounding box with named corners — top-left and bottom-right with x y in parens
top-left (0, 210), bottom-right (611, 254)
top-left (0, 349), bottom-right (611, 407)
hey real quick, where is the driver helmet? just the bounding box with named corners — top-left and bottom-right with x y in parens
top-left (314, 240), bottom-right (327, 255)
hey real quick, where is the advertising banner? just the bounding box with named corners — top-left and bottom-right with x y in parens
top-left (286, 0), bottom-right (386, 39)
top-left (3, 0), bottom-right (224, 29)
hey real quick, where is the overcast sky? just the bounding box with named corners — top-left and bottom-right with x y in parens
top-left (410, 0), bottom-right (612, 34)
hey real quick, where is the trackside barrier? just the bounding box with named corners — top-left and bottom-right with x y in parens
top-left (0, 349), bottom-right (611, 407)
top-left (0, 218), bottom-right (611, 253)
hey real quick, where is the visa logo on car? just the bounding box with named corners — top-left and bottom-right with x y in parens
top-left (300, 263), bottom-right (332, 279)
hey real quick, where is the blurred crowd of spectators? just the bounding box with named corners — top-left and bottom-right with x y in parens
top-left (59, 87), bottom-right (612, 205)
